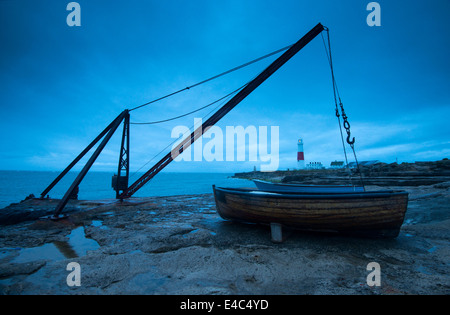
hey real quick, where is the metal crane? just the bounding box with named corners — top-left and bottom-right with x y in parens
top-left (41, 23), bottom-right (326, 218)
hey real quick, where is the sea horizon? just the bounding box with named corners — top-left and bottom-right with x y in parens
top-left (0, 171), bottom-right (254, 209)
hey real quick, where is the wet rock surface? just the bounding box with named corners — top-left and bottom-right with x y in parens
top-left (0, 183), bottom-right (449, 294)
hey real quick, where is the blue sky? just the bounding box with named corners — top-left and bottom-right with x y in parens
top-left (1, 0), bottom-right (449, 173)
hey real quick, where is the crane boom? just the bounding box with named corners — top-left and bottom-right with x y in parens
top-left (120, 23), bottom-right (325, 199)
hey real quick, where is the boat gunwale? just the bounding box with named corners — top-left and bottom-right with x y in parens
top-left (213, 185), bottom-right (408, 200)
top-left (253, 179), bottom-right (364, 189)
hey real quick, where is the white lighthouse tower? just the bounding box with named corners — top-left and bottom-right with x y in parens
top-left (297, 139), bottom-right (305, 169)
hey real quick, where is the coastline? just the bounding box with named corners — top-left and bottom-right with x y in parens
top-left (232, 159), bottom-right (450, 186)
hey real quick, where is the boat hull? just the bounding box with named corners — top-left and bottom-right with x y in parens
top-left (253, 179), bottom-right (365, 193)
top-left (213, 186), bottom-right (409, 238)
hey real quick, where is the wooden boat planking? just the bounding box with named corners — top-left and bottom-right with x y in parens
top-left (213, 186), bottom-right (409, 238)
top-left (253, 179), bottom-right (365, 193)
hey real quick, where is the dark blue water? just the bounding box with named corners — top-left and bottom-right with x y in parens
top-left (0, 171), bottom-right (253, 209)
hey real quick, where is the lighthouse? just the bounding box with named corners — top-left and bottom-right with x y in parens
top-left (297, 139), bottom-right (305, 169)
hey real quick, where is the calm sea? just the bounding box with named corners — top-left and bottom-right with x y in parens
top-left (0, 171), bottom-right (254, 209)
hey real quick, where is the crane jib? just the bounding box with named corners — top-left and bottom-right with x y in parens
top-left (119, 23), bottom-right (325, 199)
top-left (41, 23), bottom-right (326, 217)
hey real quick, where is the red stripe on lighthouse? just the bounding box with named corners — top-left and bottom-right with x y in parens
top-left (297, 152), bottom-right (304, 161)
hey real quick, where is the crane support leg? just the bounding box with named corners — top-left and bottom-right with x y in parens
top-left (39, 114), bottom-right (125, 199)
top-left (50, 110), bottom-right (127, 218)
top-left (113, 110), bottom-right (130, 199)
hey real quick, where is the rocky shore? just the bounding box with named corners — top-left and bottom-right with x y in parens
top-left (234, 159), bottom-right (450, 187)
top-left (0, 160), bottom-right (449, 295)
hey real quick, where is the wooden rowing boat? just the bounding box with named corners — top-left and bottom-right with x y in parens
top-left (253, 179), bottom-right (364, 193)
top-left (213, 186), bottom-right (409, 238)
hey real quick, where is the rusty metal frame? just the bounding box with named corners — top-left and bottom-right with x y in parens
top-left (44, 110), bottom-right (128, 218)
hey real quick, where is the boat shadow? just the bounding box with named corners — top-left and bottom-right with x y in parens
top-left (206, 218), bottom-right (400, 248)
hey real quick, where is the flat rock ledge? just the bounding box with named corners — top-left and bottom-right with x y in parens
top-left (0, 184), bottom-right (449, 295)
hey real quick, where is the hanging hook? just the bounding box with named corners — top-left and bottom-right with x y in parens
top-left (344, 121), bottom-right (355, 145)
top-left (346, 133), bottom-right (355, 145)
